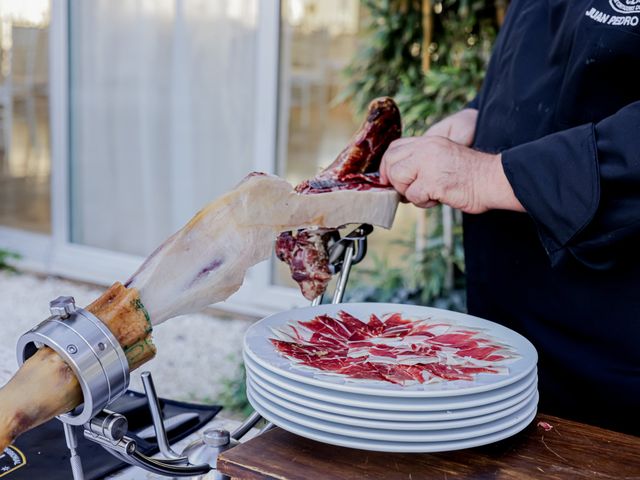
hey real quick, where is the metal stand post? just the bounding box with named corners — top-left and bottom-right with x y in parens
top-left (63, 423), bottom-right (85, 480)
top-left (141, 372), bottom-right (187, 463)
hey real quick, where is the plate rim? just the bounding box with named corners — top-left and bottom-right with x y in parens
top-left (248, 367), bottom-right (539, 421)
top-left (245, 350), bottom-right (538, 411)
top-left (247, 384), bottom-right (539, 442)
top-left (245, 303), bottom-right (538, 398)
top-left (247, 388), bottom-right (538, 452)
top-left (248, 377), bottom-right (539, 431)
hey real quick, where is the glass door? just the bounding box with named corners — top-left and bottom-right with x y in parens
top-left (68, 0), bottom-right (260, 257)
top-left (1, 0), bottom-right (328, 315)
top-left (0, 1), bottom-right (51, 234)
top-left (55, 0), bottom-right (296, 315)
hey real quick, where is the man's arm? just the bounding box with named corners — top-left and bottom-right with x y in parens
top-left (382, 100), bottom-right (640, 269)
top-left (380, 135), bottom-right (523, 213)
top-left (502, 100), bottom-right (640, 268)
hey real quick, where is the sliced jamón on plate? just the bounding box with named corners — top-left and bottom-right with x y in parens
top-left (244, 303), bottom-right (538, 397)
top-left (269, 310), bottom-right (519, 386)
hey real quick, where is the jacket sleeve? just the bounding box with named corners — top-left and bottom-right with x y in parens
top-left (501, 100), bottom-right (640, 269)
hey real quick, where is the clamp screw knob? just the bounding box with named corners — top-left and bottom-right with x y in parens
top-left (50, 296), bottom-right (77, 318)
top-left (203, 428), bottom-right (230, 447)
top-left (104, 412), bottom-right (129, 442)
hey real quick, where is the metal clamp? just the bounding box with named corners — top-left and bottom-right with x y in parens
top-left (327, 223), bottom-right (373, 275)
top-left (311, 223), bottom-right (374, 306)
top-left (82, 409), bottom-right (211, 477)
top-left (81, 372), bottom-right (217, 478)
top-left (16, 296), bottom-right (130, 425)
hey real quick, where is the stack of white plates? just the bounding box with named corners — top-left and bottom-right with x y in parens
top-left (244, 303), bottom-right (538, 453)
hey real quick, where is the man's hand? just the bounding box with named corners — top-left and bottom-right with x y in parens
top-left (380, 136), bottom-right (524, 214)
top-left (423, 108), bottom-right (478, 146)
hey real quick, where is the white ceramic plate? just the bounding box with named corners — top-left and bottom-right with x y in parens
top-left (245, 303), bottom-right (538, 397)
top-left (247, 365), bottom-right (538, 421)
top-left (248, 376), bottom-right (538, 431)
top-left (247, 383), bottom-right (538, 443)
top-left (247, 390), bottom-right (538, 453)
top-left (245, 351), bottom-right (537, 412)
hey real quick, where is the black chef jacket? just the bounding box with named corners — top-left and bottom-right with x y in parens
top-left (465, 0), bottom-right (640, 434)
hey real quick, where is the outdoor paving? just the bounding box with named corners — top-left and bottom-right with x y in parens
top-left (0, 271), bottom-right (253, 407)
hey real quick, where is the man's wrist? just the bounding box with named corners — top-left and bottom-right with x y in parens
top-left (481, 153), bottom-right (525, 212)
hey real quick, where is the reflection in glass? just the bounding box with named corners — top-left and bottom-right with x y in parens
top-left (0, 0), bottom-right (50, 234)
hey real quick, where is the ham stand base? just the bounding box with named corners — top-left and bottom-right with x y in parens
top-left (14, 224), bottom-right (373, 479)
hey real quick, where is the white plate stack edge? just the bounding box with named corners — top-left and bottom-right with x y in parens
top-left (243, 303), bottom-right (539, 453)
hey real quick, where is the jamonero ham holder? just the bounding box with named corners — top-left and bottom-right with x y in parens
top-left (0, 98), bottom-right (538, 478)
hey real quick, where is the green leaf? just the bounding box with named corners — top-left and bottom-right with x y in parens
top-left (0, 248), bottom-right (21, 273)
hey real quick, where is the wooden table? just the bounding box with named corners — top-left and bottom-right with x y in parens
top-left (217, 414), bottom-right (640, 479)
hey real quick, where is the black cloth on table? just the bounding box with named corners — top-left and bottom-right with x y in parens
top-left (0, 390), bottom-right (221, 479)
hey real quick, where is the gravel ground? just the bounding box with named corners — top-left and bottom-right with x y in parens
top-left (0, 271), bottom-right (253, 406)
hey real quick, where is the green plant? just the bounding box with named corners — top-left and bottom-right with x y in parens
top-left (341, 0), bottom-right (502, 309)
top-left (336, 0), bottom-right (425, 115)
top-left (0, 248), bottom-right (20, 273)
top-left (348, 252), bottom-right (413, 303)
top-left (218, 356), bottom-right (252, 416)
top-left (341, 1), bottom-right (497, 125)
top-left (398, 1), bottom-right (496, 134)
top-left (347, 222), bottom-right (466, 311)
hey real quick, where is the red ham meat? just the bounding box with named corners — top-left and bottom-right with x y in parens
top-left (276, 97), bottom-right (402, 300)
top-left (294, 97), bottom-right (402, 194)
top-left (275, 230), bottom-right (334, 301)
top-left (270, 312), bottom-right (518, 385)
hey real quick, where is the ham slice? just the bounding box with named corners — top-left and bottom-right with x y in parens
top-left (270, 312), bottom-right (518, 385)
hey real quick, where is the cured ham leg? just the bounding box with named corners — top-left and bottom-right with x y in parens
top-left (0, 173), bottom-right (399, 450)
top-left (277, 97), bottom-right (402, 299)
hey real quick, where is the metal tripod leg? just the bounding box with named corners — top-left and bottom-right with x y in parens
top-left (63, 423), bottom-right (85, 480)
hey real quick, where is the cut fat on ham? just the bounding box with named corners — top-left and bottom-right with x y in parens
top-left (127, 173), bottom-right (398, 323)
